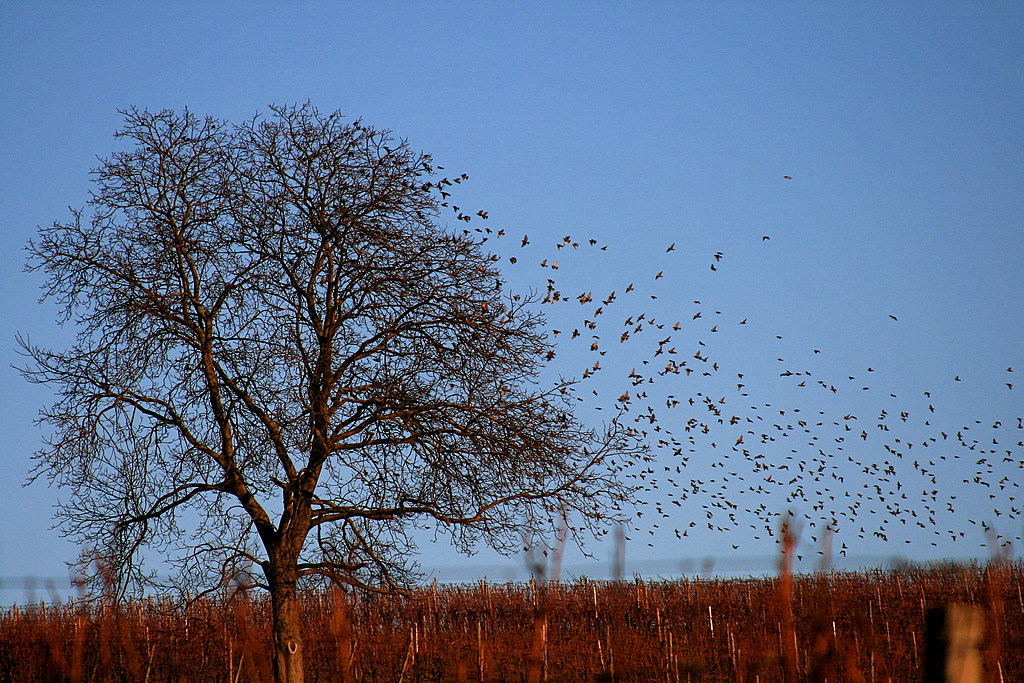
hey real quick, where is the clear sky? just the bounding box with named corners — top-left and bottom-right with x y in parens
top-left (1, 1), bottom-right (1022, 602)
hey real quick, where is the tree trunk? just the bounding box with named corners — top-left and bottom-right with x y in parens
top-left (270, 574), bottom-right (305, 683)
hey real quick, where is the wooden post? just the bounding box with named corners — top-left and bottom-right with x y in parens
top-left (925, 604), bottom-right (984, 683)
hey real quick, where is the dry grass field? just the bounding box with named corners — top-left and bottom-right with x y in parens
top-left (0, 562), bottom-right (1020, 682)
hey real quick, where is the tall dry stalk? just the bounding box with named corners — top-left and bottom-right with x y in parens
top-left (330, 588), bottom-right (356, 683)
top-left (777, 515), bottom-right (799, 683)
top-left (984, 535), bottom-right (1010, 683)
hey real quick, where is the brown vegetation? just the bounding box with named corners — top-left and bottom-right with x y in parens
top-left (1, 562), bottom-right (1020, 682)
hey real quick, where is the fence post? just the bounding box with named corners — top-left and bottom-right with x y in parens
top-left (924, 604), bottom-right (984, 683)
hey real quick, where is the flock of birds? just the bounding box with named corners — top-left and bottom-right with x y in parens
top-left (440, 175), bottom-right (1022, 561)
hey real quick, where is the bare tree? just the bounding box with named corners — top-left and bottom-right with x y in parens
top-left (19, 104), bottom-right (640, 683)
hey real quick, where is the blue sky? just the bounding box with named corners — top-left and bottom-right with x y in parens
top-left (1, 2), bottom-right (1022, 600)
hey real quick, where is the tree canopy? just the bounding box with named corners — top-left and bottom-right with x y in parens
top-left (20, 104), bottom-right (641, 681)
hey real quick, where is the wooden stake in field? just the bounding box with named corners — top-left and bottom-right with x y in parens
top-left (925, 604), bottom-right (984, 683)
